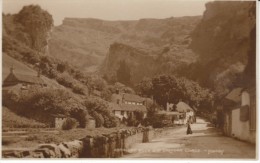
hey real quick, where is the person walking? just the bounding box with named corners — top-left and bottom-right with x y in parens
top-left (186, 116), bottom-right (193, 135)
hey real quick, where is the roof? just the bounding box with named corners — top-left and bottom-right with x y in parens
top-left (15, 74), bottom-right (45, 85)
top-left (157, 111), bottom-right (183, 115)
top-left (108, 103), bottom-right (147, 112)
top-left (4, 73), bottom-right (45, 85)
top-left (176, 101), bottom-right (193, 112)
top-left (111, 93), bottom-right (145, 103)
top-left (225, 87), bottom-right (243, 103)
top-left (123, 93), bottom-right (144, 103)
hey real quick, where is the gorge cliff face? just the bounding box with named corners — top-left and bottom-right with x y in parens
top-left (48, 16), bottom-right (201, 72)
top-left (182, 1), bottom-right (256, 94)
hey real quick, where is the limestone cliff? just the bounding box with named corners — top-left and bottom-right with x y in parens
top-left (185, 1), bottom-right (256, 93)
top-left (49, 16), bottom-right (200, 72)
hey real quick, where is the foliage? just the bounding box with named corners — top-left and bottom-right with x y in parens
top-left (2, 107), bottom-right (47, 128)
top-left (70, 109), bottom-right (88, 128)
top-left (62, 117), bottom-right (79, 130)
top-left (72, 83), bottom-right (87, 95)
top-left (3, 10), bottom-right (107, 97)
top-left (84, 98), bottom-right (118, 128)
top-left (136, 77), bottom-right (153, 97)
top-left (137, 75), bottom-right (214, 111)
top-left (3, 88), bottom-right (86, 127)
top-left (15, 5), bottom-right (53, 52)
top-left (56, 72), bottom-right (75, 88)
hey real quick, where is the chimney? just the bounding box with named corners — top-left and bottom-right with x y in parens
top-left (166, 102), bottom-right (169, 112)
top-left (10, 65), bottom-right (14, 74)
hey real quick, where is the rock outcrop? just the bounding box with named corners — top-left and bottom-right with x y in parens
top-left (181, 1), bottom-right (256, 92)
top-left (49, 16), bottom-right (200, 72)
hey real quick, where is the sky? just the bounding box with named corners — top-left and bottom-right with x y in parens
top-left (2, 0), bottom-right (210, 26)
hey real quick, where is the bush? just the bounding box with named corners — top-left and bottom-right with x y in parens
top-left (84, 98), bottom-right (119, 128)
top-left (72, 83), bottom-right (86, 95)
top-left (56, 72), bottom-right (75, 88)
top-left (103, 115), bottom-right (119, 128)
top-left (70, 109), bottom-right (88, 128)
top-left (62, 117), bottom-right (78, 130)
top-left (92, 111), bottom-right (104, 128)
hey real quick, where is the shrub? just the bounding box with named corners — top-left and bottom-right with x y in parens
top-left (92, 111), bottom-right (104, 128)
top-left (57, 62), bottom-right (67, 73)
top-left (56, 72), bottom-right (75, 88)
top-left (70, 109), bottom-right (88, 128)
top-left (62, 117), bottom-right (78, 130)
top-left (103, 115), bottom-right (119, 128)
top-left (72, 83), bottom-right (86, 95)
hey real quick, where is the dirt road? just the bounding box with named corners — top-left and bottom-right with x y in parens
top-left (123, 118), bottom-right (256, 159)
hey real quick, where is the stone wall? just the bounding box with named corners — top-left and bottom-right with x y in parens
top-left (2, 127), bottom-right (174, 158)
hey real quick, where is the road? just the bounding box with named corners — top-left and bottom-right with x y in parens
top-left (123, 118), bottom-right (256, 159)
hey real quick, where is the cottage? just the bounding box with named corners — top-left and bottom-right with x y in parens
top-left (166, 101), bottom-right (195, 124)
top-left (3, 66), bottom-right (46, 90)
top-left (223, 87), bottom-right (256, 144)
top-left (109, 91), bottom-right (147, 120)
top-left (156, 110), bottom-right (184, 125)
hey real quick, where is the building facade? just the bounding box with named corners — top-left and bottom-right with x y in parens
top-left (109, 92), bottom-right (147, 121)
top-left (223, 88), bottom-right (256, 144)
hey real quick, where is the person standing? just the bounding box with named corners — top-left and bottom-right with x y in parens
top-left (186, 116), bottom-right (193, 135)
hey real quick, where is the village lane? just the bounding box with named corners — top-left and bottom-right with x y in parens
top-left (123, 117), bottom-right (256, 159)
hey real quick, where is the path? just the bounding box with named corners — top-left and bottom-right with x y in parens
top-left (123, 118), bottom-right (256, 159)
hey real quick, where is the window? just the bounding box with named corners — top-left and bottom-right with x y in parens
top-left (117, 99), bottom-right (120, 104)
top-left (121, 111), bottom-right (124, 115)
top-left (21, 83), bottom-right (28, 90)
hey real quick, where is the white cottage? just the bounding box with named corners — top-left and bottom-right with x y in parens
top-left (109, 92), bottom-right (147, 120)
top-left (223, 87), bottom-right (256, 144)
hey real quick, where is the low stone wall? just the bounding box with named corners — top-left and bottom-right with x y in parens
top-left (2, 127), bottom-right (176, 158)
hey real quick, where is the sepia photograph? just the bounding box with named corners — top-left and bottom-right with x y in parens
top-left (1, 0), bottom-right (257, 160)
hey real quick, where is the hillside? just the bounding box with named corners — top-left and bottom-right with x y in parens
top-left (49, 16), bottom-right (201, 72)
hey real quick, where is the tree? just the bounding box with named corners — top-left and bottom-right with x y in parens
top-left (84, 98), bottom-right (118, 128)
top-left (138, 75), bottom-right (214, 112)
top-left (116, 60), bottom-right (131, 86)
top-left (152, 75), bottom-right (184, 107)
top-left (137, 77), bottom-right (153, 97)
top-left (15, 5), bottom-right (53, 52)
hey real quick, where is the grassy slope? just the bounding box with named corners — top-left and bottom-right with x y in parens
top-left (2, 106), bottom-right (46, 128)
top-left (2, 53), bottom-right (82, 128)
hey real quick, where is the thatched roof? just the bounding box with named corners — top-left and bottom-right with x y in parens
top-left (123, 93), bottom-right (144, 103)
top-left (108, 103), bottom-right (147, 112)
top-left (4, 72), bottom-right (45, 85)
top-left (176, 101), bottom-right (193, 112)
top-left (157, 111), bottom-right (183, 115)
